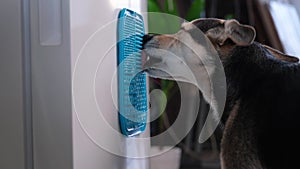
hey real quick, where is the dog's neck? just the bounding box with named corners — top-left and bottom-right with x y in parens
top-left (222, 42), bottom-right (299, 113)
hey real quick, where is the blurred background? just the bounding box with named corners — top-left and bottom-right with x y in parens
top-left (147, 0), bottom-right (300, 169)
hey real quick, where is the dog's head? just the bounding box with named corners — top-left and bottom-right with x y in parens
top-left (143, 18), bottom-right (298, 75)
top-left (143, 19), bottom-right (255, 72)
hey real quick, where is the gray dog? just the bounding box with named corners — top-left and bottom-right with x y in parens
top-left (143, 18), bottom-right (300, 169)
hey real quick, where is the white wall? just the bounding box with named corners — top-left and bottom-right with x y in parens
top-left (70, 0), bottom-right (149, 169)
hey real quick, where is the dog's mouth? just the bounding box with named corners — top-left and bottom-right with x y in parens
top-left (142, 48), bottom-right (161, 66)
top-left (141, 50), bottom-right (148, 68)
top-left (142, 34), bottom-right (165, 72)
top-left (141, 47), bottom-right (197, 83)
top-left (141, 48), bottom-right (174, 80)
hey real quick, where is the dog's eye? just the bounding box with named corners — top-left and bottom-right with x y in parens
top-left (180, 22), bottom-right (187, 29)
top-left (181, 21), bottom-right (193, 31)
top-left (217, 39), bottom-right (234, 47)
top-left (223, 39), bottom-right (234, 45)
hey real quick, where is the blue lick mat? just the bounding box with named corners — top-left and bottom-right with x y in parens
top-left (117, 8), bottom-right (148, 137)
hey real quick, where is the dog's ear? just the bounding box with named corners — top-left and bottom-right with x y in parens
top-left (224, 20), bottom-right (256, 46)
top-left (206, 19), bottom-right (256, 46)
top-left (263, 45), bottom-right (299, 63)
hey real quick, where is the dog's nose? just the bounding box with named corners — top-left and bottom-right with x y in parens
top-left (142, 34), bottom-right (155, 48)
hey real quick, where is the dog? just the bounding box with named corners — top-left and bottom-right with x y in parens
top-left (142, 18), bottom-right (300, 169)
